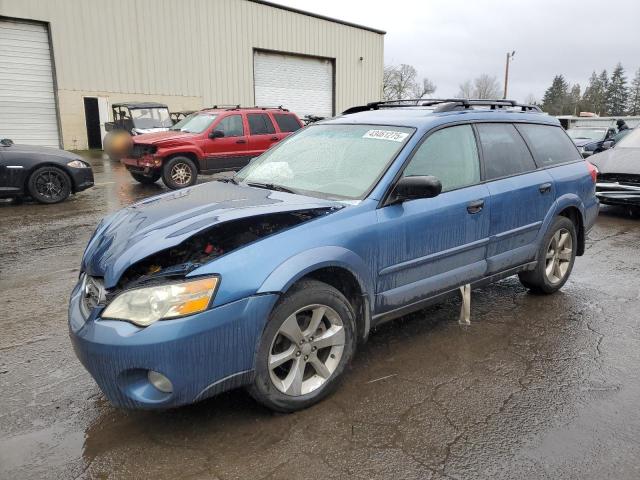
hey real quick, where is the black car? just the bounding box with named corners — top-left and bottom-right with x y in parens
top-left (590, 128), bottom-right (640, 206)
top-left (0, 138), bottom-right (94, 204)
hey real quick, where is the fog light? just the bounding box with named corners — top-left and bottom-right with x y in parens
top-left (148, 370), bottom-right (173, 393)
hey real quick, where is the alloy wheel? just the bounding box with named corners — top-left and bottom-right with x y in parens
top-left (545, 228), bottom-right (573, 284)
top-left (170, 162), bottom-right (192, 186)
top-left (34, 170), bottom-right (65, 201)
top-left (268, 304), bottom-right (345, 396)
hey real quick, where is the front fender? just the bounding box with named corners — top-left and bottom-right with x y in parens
top-left (257, 246), bottom-right (375, 308)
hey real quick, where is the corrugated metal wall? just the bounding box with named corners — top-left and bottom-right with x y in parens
top-left (0, 0), bottom-right (383, 141)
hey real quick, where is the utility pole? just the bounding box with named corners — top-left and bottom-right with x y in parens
top-left (503, 50), bottom-right (516, 99)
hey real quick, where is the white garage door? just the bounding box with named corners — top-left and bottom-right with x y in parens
top-left (0, 19), bottom-right (60, 148)
top-left (254, 51), bottom-right (333, 118)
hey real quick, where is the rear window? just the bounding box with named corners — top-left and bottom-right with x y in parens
top-left (247, 114), bottom-right (276, 135)
top-left (516, 124), bottom-right (581, 167)
top-left (476, 123), bottom-right (537, 179)
top-left (274, 113), bottom-right (302, 133)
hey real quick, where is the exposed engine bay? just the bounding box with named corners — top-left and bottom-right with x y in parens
top-left (115, 209), bottom-right (335, 290)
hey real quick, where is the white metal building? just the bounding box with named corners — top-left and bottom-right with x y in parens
top-left (0, 0), bottom-right (385, 149)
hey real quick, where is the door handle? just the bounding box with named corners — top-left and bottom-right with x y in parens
top-left (270, 136), bottom-right (279, 141)
top-left (235, 139), bottom-right (247, 144)
top-left (539, 182), bottom-right (552, 194)
top-left (467, 199), bottom-right (485, 214)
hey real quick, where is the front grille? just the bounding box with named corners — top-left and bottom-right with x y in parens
top-left (130, 143), bottom-right (156, 159)
top-left (80, 274), bottom-right (107, 318)
top-left (597, 173), bottom-right (640, 186)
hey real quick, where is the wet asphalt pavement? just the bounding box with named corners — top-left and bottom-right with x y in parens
top-left (1, 154), bottom-right (640, 480)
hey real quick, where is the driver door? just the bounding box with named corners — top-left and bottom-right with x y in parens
top-left (204, 114), bottom-right (250, 172)
top-left (375, 124), bottom-right (490, 314)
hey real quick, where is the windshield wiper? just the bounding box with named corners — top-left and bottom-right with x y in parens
top-left (246, 182), bottom-right (298, 194)
top-left (216, 176), bottom-right (239, 185)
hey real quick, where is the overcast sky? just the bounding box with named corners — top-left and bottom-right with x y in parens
top-left (276, 0), bottom-right (640, 102)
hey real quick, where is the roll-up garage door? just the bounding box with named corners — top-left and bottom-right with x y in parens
top-left (0, 19), bottom-right (60, 148)
top-left (254, 50), bottom-right (334, 118)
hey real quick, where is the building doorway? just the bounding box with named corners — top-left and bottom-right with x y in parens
top-left (84, 97), bottom-right (102, 149)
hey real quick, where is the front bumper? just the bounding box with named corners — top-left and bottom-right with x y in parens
top-left (121, 155), bottom-right (161, 174)
top-left (68, 280), bottom-right (278, 409)
top-left (69, 167), bottom-right (94, 192)
top-left (596, 182), bottom-right (640, 206)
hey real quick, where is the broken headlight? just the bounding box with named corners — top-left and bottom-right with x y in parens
top-left (102, 277), bottom-right (218, 327)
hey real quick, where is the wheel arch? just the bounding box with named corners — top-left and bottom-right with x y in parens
top-left (557, 205), bottom-right (585, 256)
top-left (164, 151), bottom-right (201, 172)
top-left (24, 162), bottom-right (77, 193)
top-left (257, 246), bottom-right (375, 342)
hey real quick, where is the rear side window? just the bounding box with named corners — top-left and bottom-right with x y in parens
top-left (516, 124), bottom-right (580, 167)
top-left (274, 114), bottom-right (302, 133)
top-left (247, 114), bottom-right (276, 135)
top-left (215, 114), bottom-right (244, 137)
top-left (403, 125), bottom-right (480, 192)
top-left (476, 123), bottom-right (537, 179)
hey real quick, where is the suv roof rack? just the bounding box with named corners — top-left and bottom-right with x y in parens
top-left (207, 105), bottom-right (289, 112)
top-left (342, 99), bottom-right (542, 115)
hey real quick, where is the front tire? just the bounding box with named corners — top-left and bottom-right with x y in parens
top-left (249, 279), bottom-right (357, 412)
top-left (130, 171), bottom-right (160, 185)
top-left (162, 156), bottom-right (198, 189)
top-left (518, 216), bottom-right (577, 294)
top-left (27, 166), bottom-right (71, 204)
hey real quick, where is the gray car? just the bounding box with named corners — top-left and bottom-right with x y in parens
top-left (590, 128), bottom-right (640, 206)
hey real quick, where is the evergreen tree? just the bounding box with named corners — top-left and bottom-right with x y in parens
top-left (628, 68), bottom-right (640, 116)
top-left (606, 63), bottom-right (629, 116)
top-left (542, 75), bottom-right (569, 115)
top-left (568, 84), bottom-right (581, 115)
top-left (582, 71), bottom-right (602, 114)
top-left (598, 70), bottom-right (610, 115)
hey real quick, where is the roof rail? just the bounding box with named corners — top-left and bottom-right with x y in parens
top-left (342, 98), bottom-right (542, 115)
top-left (207, 105), bottom-right (289, 112)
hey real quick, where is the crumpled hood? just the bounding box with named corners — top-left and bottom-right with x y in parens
top-left (590, 147), bottom-right (640, 174)
top-left (82, 181), bottom-right (341, 288)
top-left (133, 130), bottom-right (194, 145)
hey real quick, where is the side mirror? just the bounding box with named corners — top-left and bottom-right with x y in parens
top-left (602, 140), bottom-right (614, 150)
top-left (389, 175), bottom-right (442, 204)
top-left (209, 130), bottom-right (224, 139)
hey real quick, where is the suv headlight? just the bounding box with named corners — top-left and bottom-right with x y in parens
top-left (67, 160), bottom-right (89, 168)
top-left (102, 277), bottom-right (218, 327)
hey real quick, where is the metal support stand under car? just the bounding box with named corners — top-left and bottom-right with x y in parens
top-left (459, 283), bottom-right (471, 325)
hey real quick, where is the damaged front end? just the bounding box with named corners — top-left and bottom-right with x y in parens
top-left (596, 173), bottom-right (640, 206)
top-left (113, 209), bottom-right (334, 293)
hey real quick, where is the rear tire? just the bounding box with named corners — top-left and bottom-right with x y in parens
top-left (248, 279), bottom-right (357, 412)
top-left (130, 171), bottom-right (160, 185)
top-left (162, 156), bottom-right (198, 189)
top-left (27, 166), bottom-right (71, 204)
top-left (518, 216), bottom-right (577, 294)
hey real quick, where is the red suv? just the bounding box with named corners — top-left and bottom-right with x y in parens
top-left (121, 106), bottom-right (303, 189)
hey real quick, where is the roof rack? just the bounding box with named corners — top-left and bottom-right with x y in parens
top-left (342, 98), bottom-right (542, 115)
top-left (207, 105), bottom-right (289, 112)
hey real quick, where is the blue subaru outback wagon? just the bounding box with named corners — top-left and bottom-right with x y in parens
top-left (70, 99), bottom-right (599, 411)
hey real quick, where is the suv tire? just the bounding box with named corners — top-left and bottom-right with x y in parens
top-left (27, 166), bottom-right (72, 204)
top-left (518, 216), bottom-right (577, 294)
top-left (130, 171), bottom-right (160, 185)
top-left (248, 279), bottom-right (357, 412)
top-left (162, 156), bottom-right (198, 189)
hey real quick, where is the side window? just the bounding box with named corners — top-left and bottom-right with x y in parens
top-left (516, 124), bottom-right (581, 167)
top-left (403, 124), bottom-right (480, 192)
top-left (247, 113), bottom-right (276, 135)
top-left (274, 113), bottom-right (302, 133)
top-left (476, 123), bottom-right (537, 179)
top-left (215, 115), bottom-right (244, 137)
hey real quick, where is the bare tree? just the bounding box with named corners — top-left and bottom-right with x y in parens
top-left (474, 74), bottom-right (502, 99)
top-left (457, 74), bottom-right (502, 99)
top-left (524, 93), bottom-right (539, 105)
top-left (457, 80), bottom-right (474, 99)
top-left (383, 64), bottom-right (437, 100)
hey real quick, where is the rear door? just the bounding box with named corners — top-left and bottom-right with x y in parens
top-left (247, 113), bottom-right (279, 156)
top-left (204, 113), bottom-right (250, 172)
top-left (272, 112), bottom-right (303, 141)
top-left (375, 124), bottom-right (490, 314)
top-left (476, 123), bottom-right (555, 274)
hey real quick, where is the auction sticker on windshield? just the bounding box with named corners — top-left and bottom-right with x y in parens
top-left (362, 129), bottom-right (409, 142)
